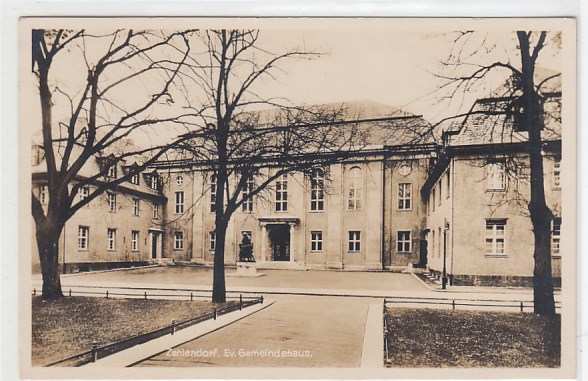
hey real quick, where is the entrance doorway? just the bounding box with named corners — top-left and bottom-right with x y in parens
top-left (268, 224), bottom-right (290, 261)
top-left (149, 230), bottom-right (162, 260)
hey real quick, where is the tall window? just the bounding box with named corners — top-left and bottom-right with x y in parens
top-left (446, 171), bottom-right (451, 199)
top-left (210, 174), bottom-right (217, 212)
top-left (486, 161), bottom-right (506, 191)
top-left (348, 167), bottom-right (363, 210)
top-left (152, 203), bottom-right (159, 219)
top-left (348, 231), bottom-right (361, 252)
top-left (131, 231), bottom-right (139, 251)
top-left (174, 231), bottom-right (184, 250)
top-left (39, 185), bottom-right (48, 204)
top-left (310, 169), bottom-right (325, 211)
top-left (78, 226), bottom-right (89, 250)
top-left (130, 173), bottom-right (140, 185)
top-left (80, 186), bottom-right (89, 202)
top-left (552, 217), bottom-right (561, 255)
top-left (485, 219), bottom-right (506, 256)
top-left (431, 189), bottom-right (436, 212)
top-left (553, 159), bottom-right (561, 188)
top-left (275, 174), bottom-right (288, 212)
top-left (175, 191), bottom-right (184, 214)
top-left (311, 231), bottom-right (323, 251)
top-left (397, 231), bottom-right (412, 253)
top-left (209, 231), bottom-right (216, 251)
top-left (107, 192), bottom-right (116, 212)
top-left (150, 175), bottom-right (158, 190)
top-left (242, 176), bottom-right (254, 212)
top-left (107, 229), bottom-right (116, 251)
top-left (107, 165), bottom-right (117, 178)
top-left (398, 183), bottom-right (412, 210)
top-left (431, 230), bottom-right (435, 258)
top-left (132, 198), bottom-right (140, 216)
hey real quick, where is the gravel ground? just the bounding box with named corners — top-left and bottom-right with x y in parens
top-left (385, 307), bottom-right (560, 368)
top-left (32, 296), bottom-right (234, 366)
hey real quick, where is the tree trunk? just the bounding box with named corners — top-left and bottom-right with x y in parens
top-left (212, 216), bottom-right (228, 303)
top-left (36, 225), bottom-right (64, 300)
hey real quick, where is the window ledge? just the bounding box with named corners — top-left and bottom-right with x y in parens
top-left (397, 209), bottom-right (413, 212)
top-left (552, 255), bottom-right (562, 259)
top-left (485, 254), bottom-right (508, 258)
top-left (485, 189), bottom-right (506, 193)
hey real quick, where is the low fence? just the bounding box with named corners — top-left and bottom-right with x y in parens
top-left (40, 292), bottom-right (264, 367)
top-left (384, 295), bottom-right (561, 313)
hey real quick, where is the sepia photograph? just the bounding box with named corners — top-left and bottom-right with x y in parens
top-left (19, 17), bottom-right (576, 379)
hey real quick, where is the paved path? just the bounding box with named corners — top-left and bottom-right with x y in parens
top-left (135, 295), bottom-right (373, 367)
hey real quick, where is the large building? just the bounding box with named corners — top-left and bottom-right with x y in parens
top-left (31, 100), bottom-right (562, 286)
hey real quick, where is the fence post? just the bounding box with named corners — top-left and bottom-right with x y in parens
top-left (33, 288), bottom-right (36, 296)
top-left (91, 342), bottom-right (98, 362)
top-left (190, 292), bottom-right (193, 301)
top-left (260, 295), bottom-right (264, 305)
top-left (240, 294), bottom-right (243, 310)
top-left (213, 307), bottom-right (217, 320)
top-left (171, 319), bottom-right (177, 335)
top-left (452, 300), bottom-right (455, 310)
top-left (106, 290), bottom-right (109, 299)
top-left (144, 291), bottom-right (147, 300)
top-left (520, 302), bottom-right (524, 312)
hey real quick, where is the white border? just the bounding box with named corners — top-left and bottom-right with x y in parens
top-left (1, 2), bottom-right (583, 381)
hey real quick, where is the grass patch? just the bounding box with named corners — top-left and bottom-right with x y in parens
top-left (385, 307), bottom-right (560, 368)
top-left (32, 296), bottom-right (234, 366)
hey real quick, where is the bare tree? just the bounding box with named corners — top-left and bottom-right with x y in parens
top-left (434, 31), bottom-right (561, 316)
top-left (178, 30), bottom-right (368, 302)
top-left (31, 29), bottom-right (196, 299)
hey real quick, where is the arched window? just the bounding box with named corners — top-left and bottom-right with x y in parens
top-left (348, 167), bottom-right (362, 210)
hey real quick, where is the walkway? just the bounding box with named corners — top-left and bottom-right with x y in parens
top-left (135, 295), bottom-right (373, 367)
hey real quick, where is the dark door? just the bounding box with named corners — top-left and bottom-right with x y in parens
top-left (269, 225), bottom-right (290, 261)
top-left (151, 233), bottom-right (158, 259)
top-left (419, 239), bottom-right (428, 268)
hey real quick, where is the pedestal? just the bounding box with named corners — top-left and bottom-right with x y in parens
top-left (227, 261), bottom-right (266, 278)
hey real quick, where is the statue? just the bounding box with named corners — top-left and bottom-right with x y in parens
top-left (238, 233), bottom-right (255, 262)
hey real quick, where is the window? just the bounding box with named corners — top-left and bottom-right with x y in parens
top-left (242, 231), bottom-right (252, 240)
top-left (446, 171), bottom-right (451, 199)
top-left (107, 192), bottom-right (116, 212)
top-left (310, 169), bottom-right (325, 211)
top-left (107, 229), bottom-right (116, 251)
top-left (150, 175), bottom-right (159, 190)
top-left (80, 186), bottom-right (89, 202)
top-left (174, 231), bottom-right (184, 250)
top-left (431, 230), bottom-right (435, 258)
top-left (348, 231), bottom-right (361, 252)
top-left (107, 165), bottom-right (117, 178)
top-left (431, 189), bottom-right (436, 212)
top-left (397, 231), bottom-right (412, 253)
top-left (152, 203), bottom-right (159, 219)
top-left (176, 175), bottom-right (184, 185)
top-left (210, 174), bottom-right (217, 212)
top-left (485, 220), bottom-right (506, 256)
top-left (131, 231), bottom-right (139, 251)
top-left (437, 185), bottom-right (442, 206)
top-left (553, 159), bottom-right (561, 188)
top-left (486, 161), bottom-right (506, 191)
top-left (39, 185), bottom-right (48, 204)
top-left (132, 198), bottom-right (140, 216)
top-left (78, 226), bottom-right (89, 250)
top-left (209, 231), bottom-right (216, 251)
top-left (348, 167), bottom-right (363, 210)
top-left (175, 191), bottom-right (184, 214)
top-left (311, 231), bottom-right (323, 251)
top-left (398, 183), bottom-right (412, 210)
top-left (130, 173), bottom-right (140, 185)
top-left (275, 174), bottom-right (288, 212)
top-left (242, 176), bottom-right (254, 212)
top-left (552, 218), bottom-right (561, 255)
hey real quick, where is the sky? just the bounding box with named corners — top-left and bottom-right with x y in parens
top-left (31, 26), bottom-right (563, 150)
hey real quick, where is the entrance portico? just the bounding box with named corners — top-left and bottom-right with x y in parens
top-left (148, 229), bottom-right (164, 263)
top-left (258, 217), bottom-right (301, 269)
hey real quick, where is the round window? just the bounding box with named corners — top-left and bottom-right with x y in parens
top-left (176, 175), bottom-right (184, 185)
top-left (398, 163), bottom-right (411, 176)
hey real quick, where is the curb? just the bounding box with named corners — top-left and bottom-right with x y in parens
top-left (83, 300), bottom-right (275, 367)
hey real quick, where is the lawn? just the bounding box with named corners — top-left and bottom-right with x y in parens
top-left (385, 307), bottom-right (560, 368)
top-left (32, 296), bottom-right (234, 366)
